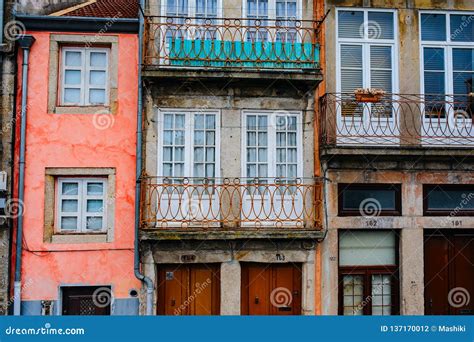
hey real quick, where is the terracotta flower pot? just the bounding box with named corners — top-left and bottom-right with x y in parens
top-left (355, 93), bottom-right (383, 103)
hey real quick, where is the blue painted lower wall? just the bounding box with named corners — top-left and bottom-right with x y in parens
top-left (20, 298), bottom-right (139, 316)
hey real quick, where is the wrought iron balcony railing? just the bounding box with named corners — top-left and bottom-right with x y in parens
top-left (143, 16), bottom-right (321, 71)
top-left (320, 93), bottom-right (474, 147)
top-left (140, 177), bottom-right (322, 230)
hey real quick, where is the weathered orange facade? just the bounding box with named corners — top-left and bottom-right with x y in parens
top-left (13, 30), bottom-right (140, 314)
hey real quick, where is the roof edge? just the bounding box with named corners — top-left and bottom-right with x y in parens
top-left (17, 14), bottom-right (139, 33)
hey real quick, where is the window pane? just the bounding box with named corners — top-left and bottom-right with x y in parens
top-left (338, 10), bottom-right (364, 39)
top-left (61, 217), bottom-right (78, 230)
top-left (370, 46), bottom-right (392, 92)
top-left (90, 71), bottom-right (106, 86)
top-left (368, 12), bottom-right (394, 39)
top-left (65, 70), bottom-right (81, 85)
top-left (424, 47), bottom-right (445, 71)
top-left (65, 51), bottom-right (82, 67)
top-left (206, 114), bottom-right (215, 129)
top-left (341, 45), bottom-right (363, 93)
top-left (426, 187), bottom-right (474, 210)
top-left (371, 274), bottom-right (392, 316)
top-left (87, 183), bottom-right (104, 195)
top-left (421, 13), bottom-right (446, 41)
top-left (423, 48), bottom-right (445, 96)
top-left (90, 52), bottom-right (107, 67)
top-left (342, 275), bottom-right (364, 315)
top-left (61, 200), bottom-right (78, 212)
top-left (87, 200), bottom-right (104, 213)
top-left (64, 88), bottom-right (81, 104)
top-left (86, 217), bottom-right (103, 231)
top-left (89, 89), bottom-right (106, 104)
top-left (339, 230), bottom-right (397, 266)
top-left (341, 186), bottom-right (399, 211)
top-left (453, 49), bottom-right (474, 96)
top-left (450, 14), bottom-right (474, 42)
top-left (62, 182), bottom-right (78, 195)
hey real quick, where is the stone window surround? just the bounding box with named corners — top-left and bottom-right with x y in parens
top-left (44, 167), bottom-right (116, 244)
top-left (48, 34), bottom-right (119, 115)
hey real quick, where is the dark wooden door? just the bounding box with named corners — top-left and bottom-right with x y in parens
top-left (157, 264), bottom-right (220, 315)
top-left (424, 231), bottom-right (474, 315)
top-left (62, 286), bottom-right (111, 315)
top-left (241, 263), bottom-right (302, 315)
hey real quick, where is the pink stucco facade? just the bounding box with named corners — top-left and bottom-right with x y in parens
top-left (14, 31), bottom-right (140, 308)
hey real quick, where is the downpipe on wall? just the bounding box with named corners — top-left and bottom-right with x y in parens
top-left (13, 35), bottom-right (35, 316)
top-left (134, 0), bottom-right (154, 315)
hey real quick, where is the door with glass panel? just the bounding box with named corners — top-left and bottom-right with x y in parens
top-left (242, 111), bottom-right (302, 227)
top-left (339, 230), bottom-right (399, 315)
top-left (158, 111), bottom-right (219, 227)
top-left (420, 13), bottom-right (474, 146)
top-left (337, 10), bottom-right (398, 145)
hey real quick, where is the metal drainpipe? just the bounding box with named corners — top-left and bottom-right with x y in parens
top-left (13, 35), bottom-right (35, 316)
top-left (0, 0), bottom-right (4, 44)
top-left (134, 0), bottom-right (154, 316)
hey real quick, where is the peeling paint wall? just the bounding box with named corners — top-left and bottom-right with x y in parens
top-left (13, 31), bottom-right (141, 313)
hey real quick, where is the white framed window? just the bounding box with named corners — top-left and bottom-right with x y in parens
top-left (163, 0), bottom-right (220, 17)
top-left (244, 0), bottom-right (301, 41)
top-left (158, 110), bottom-right (220, 180)
top-left (60, 47), bottom-right (109, 106)
top-left (242, 111), bottom-right (302, 180)
top-left (336, 8), bottom-right (398, 94)
top-left (56, 178), bottom-right (107, 233)
top-left (420, 12), bottom-right (474, 114)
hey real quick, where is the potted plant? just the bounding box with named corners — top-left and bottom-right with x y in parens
top-left (354, 88), bottom-right (386, 103)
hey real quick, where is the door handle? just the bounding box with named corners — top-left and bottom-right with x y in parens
top-left (171, 299), bottom-right (176, 307)
top-left (254, 296), bottom-right (259, 304)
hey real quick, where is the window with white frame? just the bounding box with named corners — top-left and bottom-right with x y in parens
top-left (420, 12), bottom-right (474, 118)
top-left (337, 9), bottom-right (397, 95)
top-left (243, 112), bottom-right (301, 180)
top-left (160, 111), bottom-right (219, 180)
top-left (164, 0), bottom-right (220, 39)
top-left (246, 0), bottom-right (300, 41)
top-left (61, 47), bottom-right (109, 106)
top-left (56, 178), bottom-right (107, 233)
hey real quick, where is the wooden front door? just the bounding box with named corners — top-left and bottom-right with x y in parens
top-left (62, 286), bottom-right (111, 315)
top-left (157, 264), bottom-right (220, 315)
top-left (424, 230), bottom-right (474, 315)
top-left (241, 263), bottom-right (302, 315)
